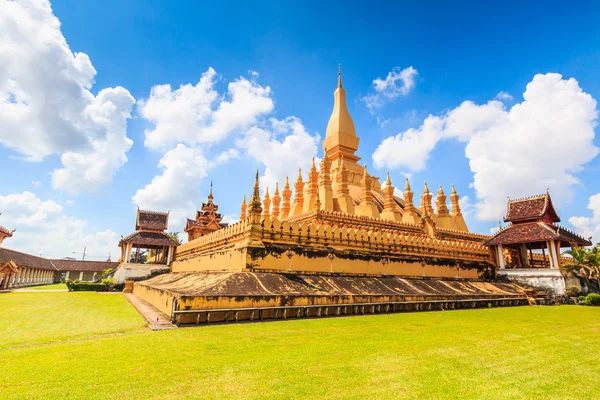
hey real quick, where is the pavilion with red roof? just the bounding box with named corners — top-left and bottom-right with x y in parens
top-left (486, 191), bottom-right (591, 270)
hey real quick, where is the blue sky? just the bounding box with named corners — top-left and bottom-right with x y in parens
top-left (1, 0), bottom-right (600, 260)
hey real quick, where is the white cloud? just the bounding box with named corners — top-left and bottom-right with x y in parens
top-left (0, 192), bottom-right (119, 260)
top-left (237, 117), bottom-right (320, 192)
top-left (373, 73), bottom-right (598, 221)
top-left (131, 144), bottom-right (237, 227)
top-left (363, 66), bottom-right (418, 111)
top-left (0, 0), bottom-right (135, 194)
top-left (139, 68), bottom-right (274, 150)
top-left (31, 181), bottom-right (41, 186)
top-left (495, 91), bottom-right (514, 101)
top-left (569, 193), bottom-right (600, 244)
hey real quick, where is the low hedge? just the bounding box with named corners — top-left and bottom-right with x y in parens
top-left (65, 280), bottom-right (108, 292)
top-left (585, 293), bottom-right (600, 306)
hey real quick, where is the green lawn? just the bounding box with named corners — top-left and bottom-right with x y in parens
top-left (1, 293), bottom-right (600, 400)
top-left (19, 283), bottom-right (68, 291)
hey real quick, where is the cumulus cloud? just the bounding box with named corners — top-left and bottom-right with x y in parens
top-left (373, 73), bottom-right (598, 221)
top-left (363, 66), bottom-right (418, 111)
top-left (138, 68), bottom-right (274, 150)
top-left (131, 144), bottom-right (237, 226)
top-left (237, 117), bottom-right (320, 191)
top-left (0, 0), bottom-right (135, 194)
top-left (0, 192), bottom-right (119, 259)
top-left (569, 193), bottom-right (600, 244)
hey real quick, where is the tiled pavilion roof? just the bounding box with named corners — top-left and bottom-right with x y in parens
top-left (485, 222), bottom-right (591, 247)
top-left (504, 192), bottom-right (560, 223)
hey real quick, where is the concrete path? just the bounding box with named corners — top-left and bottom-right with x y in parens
top-left (123, 293), bottom-right (176, 331)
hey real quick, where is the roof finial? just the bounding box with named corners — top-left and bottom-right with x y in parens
top-left (338, 64), bottom-right (342, 88)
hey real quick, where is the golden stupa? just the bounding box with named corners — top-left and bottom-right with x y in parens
top-left (134, 69), bottom-right (527, 324)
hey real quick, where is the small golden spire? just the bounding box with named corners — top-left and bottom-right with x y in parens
top-left (250, 170), bottom-right (263, 217)
top-left (385, 172), bottom-right (392, 187)
top-left (262, 187), bottom-right (271, 219)
top-left (436, 184), bottom-right (449, 216)
top-left (403, 177), bottom-right (416, 213)
top-left (338, 64), bottom-right (342, 88)
top-left (314, 189), bottom-right (321, 211)
top-left (240, 195), bottom-right (247, 220)
top-left (281, 176), bottom-right (292, 219)
top-left (272, 182), bottom-right (281, 218)
top-left (450, 184), bottom-right (461, 216)
top-left (422, 181), bottom-right (434, 215)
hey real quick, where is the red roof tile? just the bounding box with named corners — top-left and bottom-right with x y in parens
top-left (504, 193), bottom-right (560, 223)
top-left (0, 248), bottom-right (56, 271)
top-left (485, 222), bottom-right (591, 246)
top-left (136, 209), bottom-right (169, 231)
top-left (120, 231), bottom-right (178, 247)
top-left (50, 259), bottom-right (120, 272)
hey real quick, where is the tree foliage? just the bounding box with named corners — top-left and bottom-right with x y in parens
top-left (562, 244), bottom-right (600, 279)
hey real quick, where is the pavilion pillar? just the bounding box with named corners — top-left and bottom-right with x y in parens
top-left (495, 245), bottom-right (506, 269)
top-left (519, 244), bottom-right (530, 268)
top-left (125, 243), bottom-right (133, 264)
top-left (547, 240), bottom-right (559, 269)
top-left (166, 246), bottom-right (173, 265)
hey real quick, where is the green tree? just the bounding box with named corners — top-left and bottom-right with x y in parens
top-left (562, 244), bottom-right (600, 279)
top-left (167, 231), bottom-right (182, 245)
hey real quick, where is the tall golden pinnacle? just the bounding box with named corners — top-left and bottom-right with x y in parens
top-left (403, 177), bottom-right (416, 213)
top-left (450, 184), bottom-right (462, 215)
top-left (323, 66), bottom-right (359, 163)
top-left (240, 195), bottom-right (247, 220)
top-left (436, 184), bottom-right (450, 216)
top-left (338, 64), bottom-right (342, 88)
top-left (281, 177), bottom-right (291, 219)
top-left (262, 187), bottom-right (271, 219)
top-left (272, 182), bottom-right (281, 218)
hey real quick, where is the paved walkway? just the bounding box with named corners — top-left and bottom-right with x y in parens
top-left (123, 293), bottom-right (176, 331)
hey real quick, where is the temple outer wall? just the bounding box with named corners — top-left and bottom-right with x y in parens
top-left (171, 246), bottom-right (247, 273)
top-left (171, 244), bottom-right (487, 279)
top-left (249, 247), bottom-right (483, 279)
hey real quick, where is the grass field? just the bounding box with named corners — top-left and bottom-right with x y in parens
top-left (1, 292), bottom-right (600, 400)
top-left (17, 283), bottom-right (68, 291)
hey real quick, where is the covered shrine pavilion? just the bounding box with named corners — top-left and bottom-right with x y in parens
top-left (184, 183), bottom-right (227, 242)
top-left (486, 192), bottom-right (591, 269)
top-left (113, 209), bottom-right (178, 284)
top-left (485, 192), bottom-right (591, 295)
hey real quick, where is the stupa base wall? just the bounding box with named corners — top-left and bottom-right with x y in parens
top-left (133, 271), bottom-right (529, 325)
top-left (172, 243), bottom-right (494, 280)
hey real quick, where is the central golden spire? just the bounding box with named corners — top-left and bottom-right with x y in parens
top-left (323, 66), bottom-right (360, 164)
